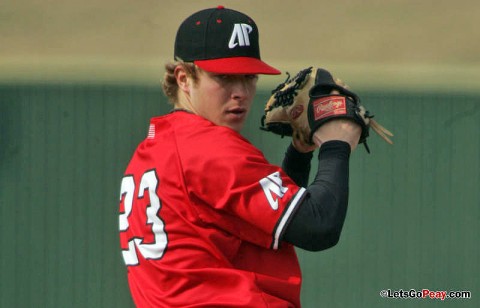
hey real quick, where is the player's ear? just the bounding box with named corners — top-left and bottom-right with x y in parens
top-left (174, 65), bottom-right (191, 94)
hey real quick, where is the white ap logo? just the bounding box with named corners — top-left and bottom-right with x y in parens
top-left (259, 171), bottom-right (288, 210)
top-left (228, 23), bottom-right (253, 49)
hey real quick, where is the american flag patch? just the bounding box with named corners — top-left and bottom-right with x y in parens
top-left (147, 124), bottom-right (155, 139)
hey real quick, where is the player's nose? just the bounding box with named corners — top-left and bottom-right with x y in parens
top-left (231, 77), bottom-right (255, 101)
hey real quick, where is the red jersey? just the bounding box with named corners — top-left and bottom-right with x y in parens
top-left (119, 111), bottom-right (307, 307)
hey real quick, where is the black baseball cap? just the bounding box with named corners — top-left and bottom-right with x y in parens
top-left (174, 5), bottom-right (281, 75)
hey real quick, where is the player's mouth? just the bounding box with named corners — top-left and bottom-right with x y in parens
top-left (225, 107), bottom-right (248, 120)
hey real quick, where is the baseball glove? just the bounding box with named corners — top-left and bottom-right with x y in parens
top-left (260, 67), bottom-right (393, 152)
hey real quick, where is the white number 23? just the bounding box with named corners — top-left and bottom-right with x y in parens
top-left (119, 169), bottom-right (167, 266)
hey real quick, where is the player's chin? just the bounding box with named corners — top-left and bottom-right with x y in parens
top-left (223, 113), bottom-right (248, 132)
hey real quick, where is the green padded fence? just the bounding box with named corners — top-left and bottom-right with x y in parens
top-left (1, 84), bottom-right (478, 308)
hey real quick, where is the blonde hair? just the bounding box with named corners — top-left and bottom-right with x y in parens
top-left (162, 61), bottom-right (198, 104)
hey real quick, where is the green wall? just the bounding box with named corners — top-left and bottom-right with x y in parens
top-left (1, 85), bottom-right (478, 307)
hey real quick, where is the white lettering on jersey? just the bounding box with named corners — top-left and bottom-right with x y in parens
top-left (228, 23), bottom-right (253, 49)
top-left (259, 171), bottom-right (289, 210)
top-left (119, 170), bottom-right (168, 266)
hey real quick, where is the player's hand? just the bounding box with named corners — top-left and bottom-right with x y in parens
top-left (311, 119), bottom-right (362, 151)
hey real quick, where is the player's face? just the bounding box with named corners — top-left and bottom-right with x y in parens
top-left (189, 69), bottom-right (258, 132)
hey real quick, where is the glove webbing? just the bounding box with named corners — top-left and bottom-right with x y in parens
top-left (267, 66), bottom-right (313, 110)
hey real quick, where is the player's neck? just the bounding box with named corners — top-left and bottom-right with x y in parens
top-left (175, 91), bottom-right (195, 113)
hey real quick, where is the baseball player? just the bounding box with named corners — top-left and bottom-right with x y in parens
top-left (119, 6), bottom-right (363, 307)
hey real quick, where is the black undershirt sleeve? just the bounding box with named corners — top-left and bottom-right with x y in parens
top-left (283, 140), bottom-right (351, 251)
top-left (281, 143), bottom-right (313, 187)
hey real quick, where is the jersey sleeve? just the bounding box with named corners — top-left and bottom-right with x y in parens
top-left (178, 125), bottom-right (306, 250)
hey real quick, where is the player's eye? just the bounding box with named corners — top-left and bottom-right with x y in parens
top-left (211, 73), bottom-right (258, 84)
top-left (245, 74), bottom-right (258, 81)
top-left (213, 74), bottom-right (230, 81)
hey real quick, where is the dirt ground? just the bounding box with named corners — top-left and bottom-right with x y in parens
top-left (1, 0), bottom-right (479, 90)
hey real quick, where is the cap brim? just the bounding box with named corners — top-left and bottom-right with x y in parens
top-left (194, 57), bottom-right (281, 75)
